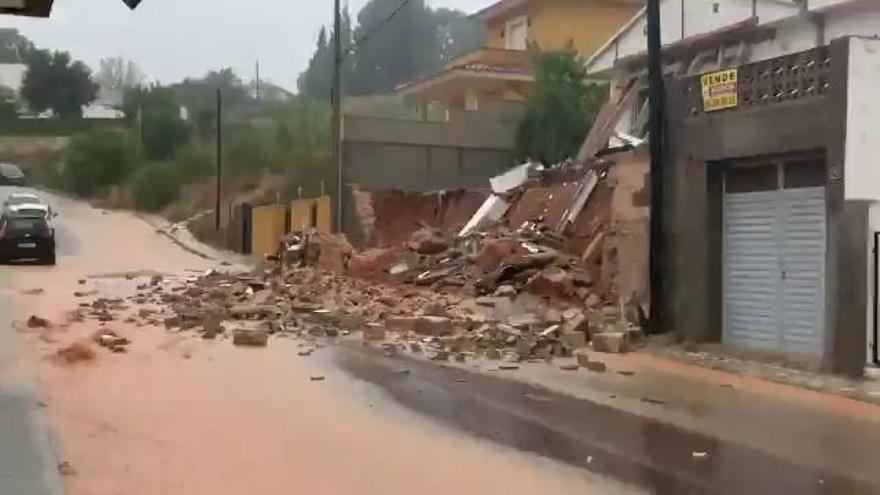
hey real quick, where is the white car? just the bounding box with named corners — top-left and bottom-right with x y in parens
top-left (7, 203), bottom-right (51, 219)
top-left (3, 193), bottom-right (54, 218)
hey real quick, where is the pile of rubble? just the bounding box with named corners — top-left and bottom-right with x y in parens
top-left (64, 254), bottom-right (645, 370)
top-left (58, 159), bottom-right (647, 371)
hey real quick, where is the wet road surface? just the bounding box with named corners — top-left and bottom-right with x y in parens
top-left (1, 188), bottom-right (637, 494)
top-left (339, 344), bottom-right (880, 494)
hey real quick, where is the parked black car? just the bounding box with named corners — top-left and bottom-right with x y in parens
top-left (0, 163), bottom-right (25, 186)
top-left (0, 209), bottom-right (56, 265)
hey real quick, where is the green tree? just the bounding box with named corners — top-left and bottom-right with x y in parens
top-left (64, 127), bottom-right (141, 196)
top-left (0, 29), bottom-right (34, 63)
top-left (96, 57), bottom-right (144, 92)
top-left (350, 0), bottom-right (439, 95)
top-left (0, 85), bottom-right (20, 119)
top-left (297, 8), bottom-right (355, 100)
top-left (297, 4), bottom-right (485, 98)
top-left (515, 46), bottom-right (606, 164)
top-left (21, 49), bottom-right (98, 119)
top-left (122, 85), bottom-right (191, 161)
top-left (433, 8), bottom-right (487, 64)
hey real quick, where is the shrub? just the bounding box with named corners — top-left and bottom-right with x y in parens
top-left (132, 162), bottom-right (180, 212)
top-left (64, 127), bottom-right (141, 196)
top-left (174, 142), bottom-right (214, 184)
top-left (226, 122), bottom-right (272, 177)
top-left (141, 111), bottom-right (191, 161)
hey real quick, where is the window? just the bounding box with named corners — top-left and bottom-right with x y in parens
top-left (505, 15), bottom-right (528, 50)
top-left (784, 158), bottom-right (826, 189)
top-left (725, 164), bottom-right (778, 193)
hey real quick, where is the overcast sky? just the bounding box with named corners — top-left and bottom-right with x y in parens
top-left (4, 0), bottom-right (491, 90)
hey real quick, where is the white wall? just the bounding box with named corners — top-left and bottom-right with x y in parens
top-left (844, 37), bottom-right (880, 201)
top-left (682, 0), bottom-right (751, 39)
top-left (0, 63), bottom-right (26, 91)
top-left (588, 0), bottom-right (805, 74)
top-left (826, 3), bottom-right (880, 40)
top-left (749, 20), bottom-right (818, 63)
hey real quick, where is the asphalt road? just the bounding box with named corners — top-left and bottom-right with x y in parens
top-left (0, 222), bottom-right (63, 494)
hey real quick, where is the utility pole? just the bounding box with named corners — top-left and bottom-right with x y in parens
top-left (332, 0), bottom-right (343, 232)
top-left (136, 102), bottom-right (143, 147)
top-left (647, 0), bottom-right (665, 333)
top-left (215, 88), bottom-right (222, 232)
top-left (255, 60), bottom-right (261, 101)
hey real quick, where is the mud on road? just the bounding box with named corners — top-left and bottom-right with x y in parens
top-left (2, 189), bottom-right (636, 495)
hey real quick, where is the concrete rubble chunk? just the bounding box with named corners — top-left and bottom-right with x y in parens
top-left (585, 361), bottom-right (608, 373)
top-left (539, 324), bottom-right (560, 338)
top-left (230, 305), bottom-right (282, 320)
top-left (560, 331), bottom-right (587, 350)
top-left (515, 339), bottom-right (536, 357)
top-left (525, 267), bottom-right (576, 300)
top-left (408, 228), bottom-right (450, 255)
top-left (200, 312), bottom-right (225, 337)
top-left (544, 308), bottom-right (562, 324)
top-left (429, 350), bottom-right (450, 361)
top-left (363, 324), bottom-right (386, 341)
top-left (27, 315), bottom-right (51, 328)
top-left (584, 294), bottom-right (602, 309)
top-left (414, 316), bottom-right (454, 336)
top-left (493, 285), bottom-right (518, 298)
top-left (385, 316), bottom-right (419, 333)
top-left (506, 313), bottom-right (541, 330)
top-left (592, 332), bottom-right (629, 354)
top-left (563, 314), bottom-right (590, 335)
top-left (232, 328), bottom-right (269, 347)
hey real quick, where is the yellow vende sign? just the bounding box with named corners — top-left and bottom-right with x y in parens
top-left (701, 69), bottom-right (738, 112)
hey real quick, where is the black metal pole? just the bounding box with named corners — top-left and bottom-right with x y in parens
top-left (874, 232), bottom-right (879, 365)
top-left (215, 88), bottom-right (222, 232)
top-left (332, 0), bottom-right (343, 233)
top-left (647, 0), bottom-right (665, 333)
top-left (255, 60), bottom-right (261, 101)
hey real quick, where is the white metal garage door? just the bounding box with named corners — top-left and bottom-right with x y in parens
top-left (723, 187), bottom-right (826, 355)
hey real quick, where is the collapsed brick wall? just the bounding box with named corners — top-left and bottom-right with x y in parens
top-left (364, 189), bottom-right (490, 247)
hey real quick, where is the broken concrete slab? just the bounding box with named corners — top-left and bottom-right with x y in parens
top-left (459, 195), bottom-right (509, 237)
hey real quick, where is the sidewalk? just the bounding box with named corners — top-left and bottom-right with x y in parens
top-left (427, 344), bottom-right (880, 489)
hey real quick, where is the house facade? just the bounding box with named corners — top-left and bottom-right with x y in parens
top-left (397, 0), bottom-right (643, 111)
top-left (585, 0), bottom-right (880, 376)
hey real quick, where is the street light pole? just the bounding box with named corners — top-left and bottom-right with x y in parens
top-left (647, 0), bottom-right (665, 333)
top-left (332, 0), bottom-right (343, 233)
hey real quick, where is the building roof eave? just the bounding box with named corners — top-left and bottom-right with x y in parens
top-left (0, 0), bottom-right (54, 17)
